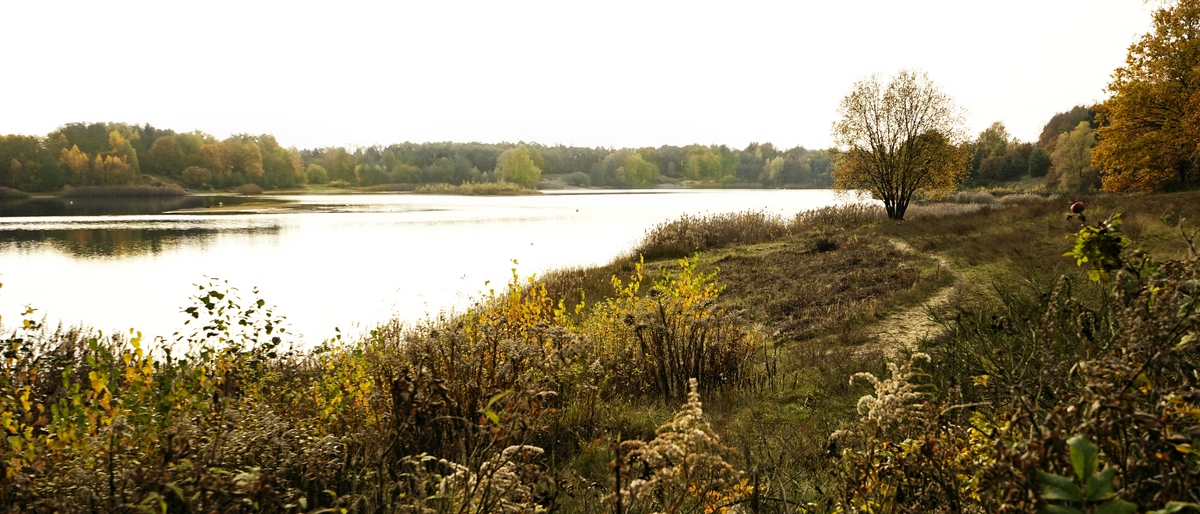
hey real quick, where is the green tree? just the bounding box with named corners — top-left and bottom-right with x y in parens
top-left (305, 164), bottom-right (328, 184)
top-left (1050, 121), bottom-right (1099, 192)
top-left (495, 146), bottom-right (542, 188)
top-left (1028, 147), bottom-right (1051, 177)
top-left (181, 166), bottom-right (213, 188)
top-left (147, 136), bottom-right (187, 178)
top-left (831, 70), bottom-right (968, 219)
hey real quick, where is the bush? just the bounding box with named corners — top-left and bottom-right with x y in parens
top-left (305, 164), bottom-right (329, 184)
top-left (579, 256), bottom-right (761, 401)
top-left (563, 171), bottom-right (591, 187)
top-left (234, 183), bottom-right (263, 195)
top-left (0, 186), bottom-right (30, 199)
top-left (180, 166), bottom-right (212, 188)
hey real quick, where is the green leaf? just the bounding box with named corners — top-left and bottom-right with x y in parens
top-left (1149, 502), bottom-right (1200, 514)
top-left (1084, 467), bottom-right (1116, 501)
top-left (1039, 471), bottom-right (1083, 502)
top-left (1094, 498), bottom-right (1137, 514)
top-left (485, 389), bottom-right (513, 411)
top-left (483, 409), bottom-right (500, 426)
top-left (1041, 505), bottom-right (1083, 514)
top-left (1068, 435), bottom-right (1099, 482)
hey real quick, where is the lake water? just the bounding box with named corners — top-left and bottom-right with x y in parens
top-left (0, 189), bottom-right (860, 344)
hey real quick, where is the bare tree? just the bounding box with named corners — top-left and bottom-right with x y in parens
top-left (832, 70), bottom-right (968, 219)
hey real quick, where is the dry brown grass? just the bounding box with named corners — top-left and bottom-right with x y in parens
top-left (791, 203), bottom-right (886, 230)
top-left (633, 211), bottom-right (790, 261)
top-left (945, 191), bottom-right (997, 204)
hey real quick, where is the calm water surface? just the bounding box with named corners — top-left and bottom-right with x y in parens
top-left (0, 190), bottom-right (859, 343)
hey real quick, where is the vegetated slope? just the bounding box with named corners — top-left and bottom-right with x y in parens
top-left (5, 192), bottom-right (1200, 512)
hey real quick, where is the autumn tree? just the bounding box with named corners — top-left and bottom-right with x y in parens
top-left (1093, 0), bottom-right (1200, 191)
top-left (831, 70), bottom-right (968, 219)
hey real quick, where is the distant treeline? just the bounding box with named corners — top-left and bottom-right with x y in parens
top-left (0, 122), bottom-right (835, 192)
top-left (964, 105), bottom-right (1103, 192)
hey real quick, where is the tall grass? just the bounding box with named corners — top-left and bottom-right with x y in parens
top-left (944, 191), bottom-right (997, 204)
top-left (791, 203), bottom-right (886, 230)
top-left (633, 211), bottom-right (789, 261)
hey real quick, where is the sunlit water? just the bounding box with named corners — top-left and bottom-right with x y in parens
top-left (0, 190), bottom-right (861, 344)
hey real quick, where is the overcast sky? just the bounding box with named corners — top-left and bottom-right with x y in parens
top-left (0, 0), bottom-right (1153, 151)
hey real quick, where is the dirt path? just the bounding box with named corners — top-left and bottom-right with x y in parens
top-left (867, 240), bottom-right (958, 359)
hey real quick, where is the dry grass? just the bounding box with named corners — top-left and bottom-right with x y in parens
top-left (905, 202), bottom-right (993, 219)
top-left (791, 203), bottom-right (886, 230)
top-left (633, 211), bottom-right (790, 261)
top-left (997, 192), bottom-right (1048, 204)
top-left (700, 234), bottom-right (939, 342)
top-left (945, 191), bottom-right (996, 204)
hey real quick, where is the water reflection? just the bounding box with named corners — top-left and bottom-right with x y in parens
top-left (0, 226), bottom-right (280, 257)
top-left (0, 195), bottom-right (268, 217)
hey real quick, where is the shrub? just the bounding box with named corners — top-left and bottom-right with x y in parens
top-left (0, 187), bottom-right (29, 199)
top-left (563, 171), bottom-right (591, 187)
top-left (234, 183), bottom-right (263, 195)
top-left (305, 164), bottom-right (328, 184)
top-left (579, 256), bottom-right (761, 401)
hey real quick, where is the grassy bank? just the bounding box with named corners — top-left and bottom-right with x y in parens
top-left (3, 191), bottom-right (1200, 512)
top-left (414, 181), bottom-right (541, 195)
top-left (58, 184), bottom-right (188, 198)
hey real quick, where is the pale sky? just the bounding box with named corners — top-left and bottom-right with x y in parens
top-left (0, 0), bottom-right (1153, 151)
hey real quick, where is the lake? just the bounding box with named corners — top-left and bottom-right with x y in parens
top-left (0, 189), bottom-right (861, 344)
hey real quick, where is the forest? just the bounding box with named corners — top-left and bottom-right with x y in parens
top-left (0, 105), bottom-right (1125, 196)
top-left (0, 125), bottom-right (838, 192)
